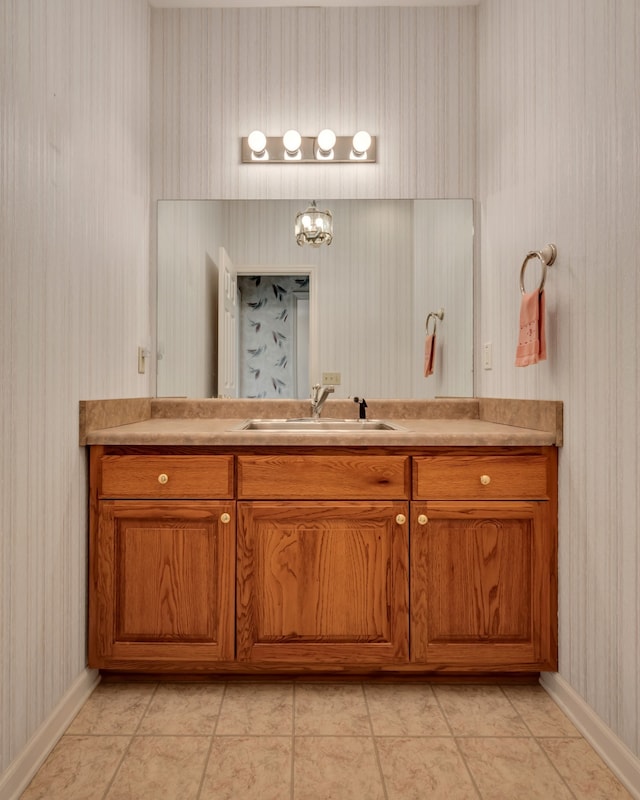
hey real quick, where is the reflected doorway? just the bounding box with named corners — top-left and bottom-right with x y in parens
top-left (237, 274), bottom-right (310, 398)
top-left (217, 261), bottom-right (317, 399)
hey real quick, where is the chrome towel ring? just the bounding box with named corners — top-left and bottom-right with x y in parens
top-left (425, 308), bottom-right (445, 335)
top-left (520, 243), bottom-right (557, 294)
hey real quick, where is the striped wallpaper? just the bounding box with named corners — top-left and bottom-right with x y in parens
top-left (150, 6), bottom-right (477, 200)
top-left (149, 6), bottom-right (477, 399)
top-left (3, 0), bottom-right (639, 795)
top-left (477, 0), bottom-right (640, 776)
top-left (0, 0), bottom-right (151, 792)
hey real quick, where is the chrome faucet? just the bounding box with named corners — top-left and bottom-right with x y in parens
top-left (310, 383), bottom-right (334, 418)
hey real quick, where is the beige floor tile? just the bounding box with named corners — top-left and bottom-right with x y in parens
top-left (458, 737), bottom-right (574, 800)
top-left (295, 683), bottom-right (370, 735)
top-left (215, 682), bottom-right (293, 736)
top-left (502, 685), bottom-right (581, 737)
top-left (365, 683), bottom-right (450, 736)
top-left (294, 736), bottom-right (385, 800)
top-left (137, 682), bottom-right (225, 735)
top-left (539, 737), bottom-right (634, 799)
top-left (376, 736), bottom-right (479, 799)
top-left (200, 736), bottom-right (292, 800)
top-left (104, 735), bottom-right (210, 800)
top-left (24, 680), bottom-right (635, 800)
top-left (434, 685), bottom-right (530, 737)
top-left (65, 682), bottom-right (157, 735)
top-left (20, 735), bottom-right (129, 800)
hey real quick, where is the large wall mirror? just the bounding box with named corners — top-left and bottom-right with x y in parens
top-left (157, 199), bottom-right (474, 400)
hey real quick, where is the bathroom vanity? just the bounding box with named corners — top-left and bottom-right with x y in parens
top-left (81, 397), bottom-right (561, 679)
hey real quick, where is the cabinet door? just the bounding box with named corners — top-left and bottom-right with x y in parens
top-left (411, 501), bottom-right (557, 671)
top-left (237, 501), bottom-right (409, 666)
top-left (89, 501), bottom-right (235, 669)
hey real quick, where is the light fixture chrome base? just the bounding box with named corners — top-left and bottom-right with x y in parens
top-left (241, 135), bottom-right (376, 164)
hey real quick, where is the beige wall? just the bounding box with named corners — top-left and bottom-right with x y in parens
top-left (150, 6), bottom-right (477, 200)
top-left (149, 6), bottom-right (477, 402)
top-left (0, 0), bottom-right (151, 790)
top-left (3, 0), bottom-right (639, 794)
top-left (477, 0), bottom-right (640, 774)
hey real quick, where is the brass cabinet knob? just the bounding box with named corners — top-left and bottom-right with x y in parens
top-left (157, 473), bottom-right (169, 484)
top-left (395, 514), bottom-right (406, 525)
top-left (480, 474), bottom-right (491, 485)
top-left (417, 514), bottom-right (428, 525)
top-left (220, 512), bottom-right (231, 524)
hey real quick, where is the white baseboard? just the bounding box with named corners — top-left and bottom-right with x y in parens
top-left (0, 668), bottom-right (100, 800)
top-left (541, 672), bottom-right (640, 800)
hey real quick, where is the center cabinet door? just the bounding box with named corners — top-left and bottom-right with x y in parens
top-left (236, 501), bottom-right (409, 666)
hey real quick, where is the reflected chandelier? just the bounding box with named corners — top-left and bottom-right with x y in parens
top-left (295, 202), bottom-right (333, 247)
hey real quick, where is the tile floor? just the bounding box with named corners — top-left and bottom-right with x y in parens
top-left (20, 681), bottom-right (633, 800)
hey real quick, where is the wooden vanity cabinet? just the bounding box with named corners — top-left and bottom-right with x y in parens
top-left (88, 448), bottom-right (236, 670)
top-left (87, 444), bottom-right (557, 676)
top-left (235, 454), bottom-right (410, 666)
top-left (410, 448), bottom-right (558, 672)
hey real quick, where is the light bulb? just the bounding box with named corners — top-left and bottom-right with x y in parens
top-left (282, 130), bottom-right (302, 161)
top-left (316, 128), bottom-right (336, 155)
top-left (351, 130), bottom-right (372, 157)
top-left (247, 130), bottom-right (267, 156)
top-left (283, 129), bottom-right (302, 158)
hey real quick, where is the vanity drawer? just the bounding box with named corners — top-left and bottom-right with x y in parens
top-left (237, 455), bottom-right (410, 499)
top-left (99, 455), bottom-right (234, 499)
top-left (412, 454), bottom-right (549, 500)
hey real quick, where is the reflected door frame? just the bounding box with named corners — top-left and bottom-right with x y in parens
top-left (233, 263), bottom-right (318, 400)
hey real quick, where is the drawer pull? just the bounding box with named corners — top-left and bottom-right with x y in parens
top-left (480, 474), bottom-right (491, 486)
top-left (418, 514), bottom-right (428, 525)
top-left (220, 512), bottom-right (231, 524)
top-left (395, 514), bottom-right (406, 525)
top-left (157, 473), bottom-right (169, 485)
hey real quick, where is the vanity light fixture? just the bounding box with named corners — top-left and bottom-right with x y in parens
top-left (295, 201), bottom-right (333, 247)
top-left (241, 130), bottom-right (376, 164)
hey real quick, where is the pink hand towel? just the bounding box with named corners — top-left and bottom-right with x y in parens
top-left (515, 289), bottom-right (546, 367)
top-left (424, 333), bottom-right (436, 377)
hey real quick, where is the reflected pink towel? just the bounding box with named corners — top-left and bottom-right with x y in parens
top-left (515, 290), bottom-right (546, 366)
top-left (424, 333), bottom-right (436, 377)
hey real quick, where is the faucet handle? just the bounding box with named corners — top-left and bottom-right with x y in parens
top-left (353, 396), bottom-right (368, 419)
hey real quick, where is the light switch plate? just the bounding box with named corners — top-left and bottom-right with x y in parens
top-left (322, 372), bottom-right (341, 385)
top-left (483, 342), bottom-right (492, 370)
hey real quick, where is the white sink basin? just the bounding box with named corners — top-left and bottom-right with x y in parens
top-left (237, 418), bottom-right (406, 432)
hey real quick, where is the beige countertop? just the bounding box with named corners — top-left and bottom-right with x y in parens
top-left (80, 397), bottom-right (563, 447)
